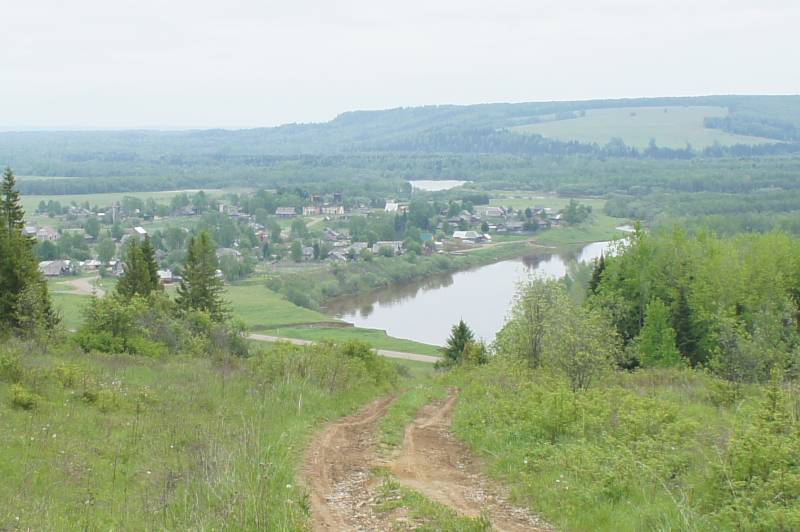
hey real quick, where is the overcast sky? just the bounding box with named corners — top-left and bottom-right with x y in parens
top-left (2, 0), bottom-right (798, 129)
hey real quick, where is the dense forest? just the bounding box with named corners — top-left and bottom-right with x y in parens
top-left (4, 95), bottom-right (800, 198)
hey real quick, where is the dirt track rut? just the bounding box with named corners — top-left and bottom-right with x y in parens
top-left (302, 390), bottom-right (551, 531)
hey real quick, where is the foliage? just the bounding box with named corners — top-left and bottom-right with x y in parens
top-left (448, 360), bottom-right (799, 531)
top-left (0, 167), bottom-right (58, 335)
top-left (496, 279), bottom-right (618, 390)
top-left (76, 293), bottom-right (247, 358)
top-left (176, 230), bottom-right (226, 321)
top-left (636, 298), bottom-right (683, 368)
top-left (437, 320), bottom-right (476, 368)
top-left (590, 228), bottom-right (800, 382)
top-left (116, 236), bottom-right (161, 299)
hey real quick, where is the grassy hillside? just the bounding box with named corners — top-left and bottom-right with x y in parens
top-left (510, 105), bottom-right (775, 148)
top-left (0, 339), bottom-right (400, 530)
top-left (447, 361), bottom-right (800, 531)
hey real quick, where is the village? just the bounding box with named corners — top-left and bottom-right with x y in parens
top-left (27, 188), bottom-right (586, 282)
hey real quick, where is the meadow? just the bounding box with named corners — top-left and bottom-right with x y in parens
top-left (0, 338), bottom-right (403, 530)
top-left (510, 106), bottom-right (775, 149)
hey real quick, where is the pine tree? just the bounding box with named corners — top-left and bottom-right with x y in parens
top-left (176, 231), bottom-right (226, 320)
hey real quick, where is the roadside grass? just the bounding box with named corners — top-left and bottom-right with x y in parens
top-left (378, 382), bottom-right (447, 448)
top-left (372, 470), bottom-right (491, 531)
top-left (445, 360), bottom-right (775, 531)
top-left (224, 283), bottom-right (335, 329)
top-left (262, 326), bottom-right (441, 356)
top-left (0, 339), bottom-right (395, 530)
top-left (508, 105), bottom-right (774, 148)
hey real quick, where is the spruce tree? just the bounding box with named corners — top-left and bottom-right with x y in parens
top-left (588, 253), bottom-right (606, 294)
top-left (2, 167), bottom-right (25, 234)
top-left (638, 298), bottom-right (682, 368)
top-left (140, 236), bottom-right (162, 294)
top-left (0, 168), bottom-right (57, 332)
top-left (439, 319), bottom-right (476, 367)
top-left (116, 236), bottom-right (160, 299)
top-left (673, 286), bottom-right (702, 366)
top-left (176, 230), bottom-right (226, 320)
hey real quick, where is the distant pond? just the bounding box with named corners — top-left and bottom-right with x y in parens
top-left (408, 180), bottom-right (468, 191)
top-left (325, 241), bottom-right (614, 346)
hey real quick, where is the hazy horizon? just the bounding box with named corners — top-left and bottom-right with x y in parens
top-left (3, 0), bottom-right (799, 129)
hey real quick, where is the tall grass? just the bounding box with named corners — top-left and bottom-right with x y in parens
top-left (0, 339), bottom-right (396, 530)
top-left (446, 358), bottom-right (799, 531)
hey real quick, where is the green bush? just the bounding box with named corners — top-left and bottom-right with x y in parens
top-left (11, 383), bottom-right (39, 410)
top-left (0, 352), bottom-right (23, 383)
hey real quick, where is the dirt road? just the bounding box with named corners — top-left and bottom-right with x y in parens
top-left (302, 390), bottom-right (551, 531)
top-left (248, 333), bottom-right (440, 363)
top-left (302, 395), bottom-right (398, 531)
top-left (389, 392), bottom-right (550, 531)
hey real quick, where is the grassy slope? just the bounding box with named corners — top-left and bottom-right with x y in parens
top-left (445, 362), bottom-right (787, 531)
top-left (510, 105), bottom-right (775, 148)
top-left (0, 343), bottom-right (395, 530)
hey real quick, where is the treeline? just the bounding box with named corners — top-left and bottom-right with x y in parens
top-left (589, 228), bottom-right (800, 381)
top-left (705, 114), bottom-right (800, 141)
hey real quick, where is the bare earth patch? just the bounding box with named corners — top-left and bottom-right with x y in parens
top-left (302, 390), bottom-right (551, 531)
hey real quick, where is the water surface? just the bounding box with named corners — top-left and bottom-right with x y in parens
top-left (327, 241), bottom-right (613, 346)
top-left (408, 180), bottom-right (468, 191)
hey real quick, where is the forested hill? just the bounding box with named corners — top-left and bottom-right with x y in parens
top-left (3, 95), bottom-right (800, 194)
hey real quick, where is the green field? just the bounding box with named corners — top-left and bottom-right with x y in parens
top-left (19, 188), bottom-right (246, 213)
top-left (262, 327), bottom-right (441, 356)
top-left (535, 213), bottom-right (629, 246)
top-left (489, 193), bottom-right (607, 212)
top-left (510, 105), bottom-right (775, 149)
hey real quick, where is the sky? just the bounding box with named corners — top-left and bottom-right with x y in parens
top-left (2, 0), bottom-right (798, 129)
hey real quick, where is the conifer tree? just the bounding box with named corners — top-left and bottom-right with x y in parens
top-left (588, 253), bottom-right (606, 294)
top-left (638, 298), bottom-right (683, 368)
top-left (2, 167), bottom-right (25, 234)
top-left (0, 167), bottom-right (57, 332)
top-left (176, 230), bottom-right (226, 320)
top-left (140, 236), bottom-right (162, 294)
top-left (673, 286), bottom-right (702, 366)
top-left (116, 236), bottom-right (160, 299)
top-left (439, 319), bottom-right (476, 367)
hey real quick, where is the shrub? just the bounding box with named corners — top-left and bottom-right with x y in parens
top-left (0, 351), bottom-right (23, 383)
top-left (11, 383), bottom-right (39, 410)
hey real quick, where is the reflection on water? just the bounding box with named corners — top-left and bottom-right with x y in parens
top-left (327, 241), bottom-right (615, 347)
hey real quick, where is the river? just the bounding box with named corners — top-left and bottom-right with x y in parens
top-left (326, 241), bottom-right (615, 346)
